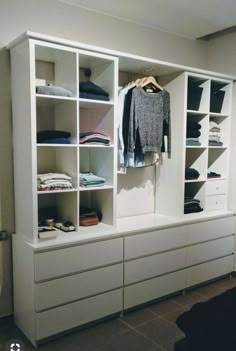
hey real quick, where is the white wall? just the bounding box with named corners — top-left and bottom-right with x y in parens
top-left (0, 0), bottom-right (207, 67)
top-left (206, 32), bottom-right (236, 75)
top-left (0, 0), bottom-right (208, 317)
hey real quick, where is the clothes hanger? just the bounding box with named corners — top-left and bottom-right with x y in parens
top-left (141, 76), bottom-right (163, 91)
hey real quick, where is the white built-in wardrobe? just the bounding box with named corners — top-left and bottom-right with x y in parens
top-left (8, 32), bottom-right (236, 346)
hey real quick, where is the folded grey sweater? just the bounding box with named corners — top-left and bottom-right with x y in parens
top-left (36, 85), bottom-right (73, 97)
top-left (128, 87), bottom-right (171, 155)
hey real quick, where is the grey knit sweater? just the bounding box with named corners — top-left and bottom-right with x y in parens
top-left (128, 87), bottom-right (171, 155)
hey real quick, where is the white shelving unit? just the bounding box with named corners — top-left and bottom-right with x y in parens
top-left (184, 74), bottom-right (232, 214)
top-left (11, 39), bottom-right (118, 243)
top-left (8, 32), bottom-right (236, 347)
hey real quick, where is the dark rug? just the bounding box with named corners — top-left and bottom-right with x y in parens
top-left (175, 287), bottom-right (236, 351)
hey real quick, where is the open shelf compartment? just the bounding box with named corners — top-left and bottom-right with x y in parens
top-left (35, 43), bottom-right (77, 97)
top-left (38, 191), bottom-right (78, 233)
top-left (79, 50), bottom-right (116, 102)
top-left (210, 80), bottom-right (231, 115)
top-left (185, 148), bottom-right (207, 181)
top-left (36, 98), bottom-right (78, 144)
top-left (79, 104), bottom-right (114, 145)
top-left (187, 76), bottom-right (210, 113)
top-left (79, 189), bottom-right (114, 227)
top-left (37, 146), bottom-right (78, 189)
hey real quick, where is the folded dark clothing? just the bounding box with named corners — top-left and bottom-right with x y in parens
top-left (40, 138), bottom-right (71, 144)
top-left (184, 206), bottom-right (203, 214)
top-left (80, 131), bottom-right (108, 138)
top-left (185, 168), bottom-right (200, 180)
top-left (187, 122), bottom-right (201, 131)
top-left (79, 81), bottom-right (109, 97)
top-left (207, 172), bottom-right (221, 178)
top-left (80, 138), bottom-right (110, 145)
top-left (36, 85), bottom-right (73, 97)
top-left (37, 130), bottom-right (71, 143)
top-left (186, 130), bottom-right (201, 138)
top-left (209, 140), bottom-right (223, 146)
top-left (80, 92), bottom-right (109, 101)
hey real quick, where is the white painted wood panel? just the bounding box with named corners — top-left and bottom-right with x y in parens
top-left (187, 236), bottom-right (234, 266)
top-left (124, 248), bottom-right (186, 284)
top-left (205, 194), bottom-right (226, 211)
top-left (35, 238), bottom-right (123, 281)
top-left (36, 289), bottom-right (122, 340)
top-left (206, 179), bottom-right (227, 196)
top-left (187, 216), bottom-right (235, 244)
top-left (35, 264), bottom-right (123, 311)
top-left (124, 270), bottom-right (186, 309)
top-left (186, 255), bottom-right (233, 287)
top-left (12, 235), bottom-right (36, 346)
top-left (125, 226), bottom-right (187, 260)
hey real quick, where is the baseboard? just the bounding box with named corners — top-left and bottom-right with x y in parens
top-left (0, 313), bottom-right (13, 325)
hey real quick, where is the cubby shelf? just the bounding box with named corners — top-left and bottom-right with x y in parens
top-left (183, 73), bottom-right (232, 215)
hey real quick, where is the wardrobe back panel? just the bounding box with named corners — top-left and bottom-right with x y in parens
top-left (117, 168), bottom-right (155, 218)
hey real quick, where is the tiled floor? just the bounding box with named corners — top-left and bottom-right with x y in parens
top-left (1, 275), bottom-right (236, 351)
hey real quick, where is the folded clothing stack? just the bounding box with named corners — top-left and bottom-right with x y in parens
top-left (80, 132), bottom-right (110, 145)
top-left (37, 130), bottom-right (71, 144)
top-left (186, 121), bottom-right (201, 146)
top-left (209, 121), bottom-right (223, 146)
top-left (184, 196), bottom-right (203, 214)
top-left (208, 171), bottom-right (221, 178)
top-left (36, 84), bottom-right (73, 97)
top-left (38, 173), bottom-right (73, 191)
top-left (79, 81), bottom-right (110, 101)
top-left (80, 172), bottom-right (106, 188)
top-left (185, 168), bottom-right (200, 180)
top-left (79, 206), bottom-right (102, 226)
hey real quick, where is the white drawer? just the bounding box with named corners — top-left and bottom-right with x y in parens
top-left (124, 248), bottom-right (186, 284)
top-left (36, 289), bottom-right (122, 340)
top-left (186, 255), bottom-right (233, 287)
top-left (205, 195), bottom-right (226, 211)
top-left (187, 236), bottom-right (234, 266)
top-left (125, 226), bottom-right (187, 260)
top-left (35, 238), bottom-right (123, 281)
top-left (35, 263), bottom-right (123, 311)
top-left (206, 180), bottom-right (227, 196)
top-left (124, 270), bottom-right (186, 309)
top-left (188, 216), bottom-right (235, 244)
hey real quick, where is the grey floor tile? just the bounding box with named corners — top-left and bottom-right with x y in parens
top-left (148, 300), bottom-right (182, 317)
top-left (161, 306), bottom-right (190, 324)
top-left (104, 329), bottom-right (158, 351)
top-left (135, 317), bottom-right (182, 346)
top-left (172, 291), bottom-right (205, 307)
top-left (120, 308), bottom-right (158, 327)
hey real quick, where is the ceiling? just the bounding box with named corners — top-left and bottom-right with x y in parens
top-left (58, 0), bottom-right (236, 39)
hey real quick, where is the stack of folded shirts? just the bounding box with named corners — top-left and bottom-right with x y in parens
top-left (186, 121), bottom-right (201, 146)
top-left (208, 171), bottom-right (221, 178)
top-left (80, 132), bottom-right (110, 145)
top-left (184, 196), bottom-right (203, 214)
top-left (80, 172), bottom-right (106, 188)
top-left (36, 84), bottom-right (73, 97)
top-left (79, 81), bottom-right (110, 101)
top-left (37, 130), bottom-right (71, 144)
top-left (79, 206), bottom-right (101, 226)
top-left (185, 168), bottom-right (200, 180)
top-left (209, 121), bottom-right (223, 146)
top-left (38, 173), bottom-right (73, 191)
